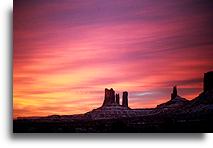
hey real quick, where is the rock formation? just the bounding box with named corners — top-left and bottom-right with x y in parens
top-left (88, 71), bottom-right (213, 120)
top-left (190, 71), bottom-right (213, 105)
top-left (157, 86), bottom-right (189, 108)
top-left (171, 86), bottom-right (177, 100)
top-left (122, 91), bottom-right (128, 107)
top-left (116, 93), bottom-right (120, 105)
top-left (204, 71), bottom-right (213, 92)
top-left (102, 88), bottom-right (115, 106)
top-left (86, 89), bottom-right (131, 119)
top-left (102, 88), bottom-right (129, 108)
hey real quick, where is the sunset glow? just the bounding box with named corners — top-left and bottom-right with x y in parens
top-left (14, 0), bottom-right (213, 118)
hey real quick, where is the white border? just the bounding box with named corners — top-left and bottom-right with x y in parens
top-left (0, 0), bottom-right (212, 148)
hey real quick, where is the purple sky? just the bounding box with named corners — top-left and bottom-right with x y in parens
top-left (14, 0), bottom-right (213, 117)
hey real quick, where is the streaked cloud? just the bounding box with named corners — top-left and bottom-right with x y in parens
top-left (14, 0), bottom-right (213, 118)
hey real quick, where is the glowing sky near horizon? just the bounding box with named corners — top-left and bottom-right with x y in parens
top-left (14, 0), bottom-right (213, 118)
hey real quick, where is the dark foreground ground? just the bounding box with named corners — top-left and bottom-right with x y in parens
top-left (13, 111), bottom-right (213, 133)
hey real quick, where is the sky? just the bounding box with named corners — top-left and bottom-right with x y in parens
top-left (13, 0), bottom-right (213, 118)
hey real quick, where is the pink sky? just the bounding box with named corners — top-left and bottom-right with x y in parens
top-left (13, 0), bottom-right (213, 118)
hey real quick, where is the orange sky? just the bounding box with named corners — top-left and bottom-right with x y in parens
top-left (13, 0), bottom-right (213, 118)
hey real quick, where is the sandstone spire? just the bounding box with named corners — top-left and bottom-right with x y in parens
top-left (122, 91), bottom-right (128, 107)
top-left (102, 88), bottom-right (115, 106)
top-left (116, 93), bottom-right (120, 105)
top-left (204, 71), bottom-right (213, 92)
top-left (171, 86), bottom-right (177, 100)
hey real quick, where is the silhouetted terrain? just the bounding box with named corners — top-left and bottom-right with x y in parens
top-left (13, 71), bottom-right (213, 133)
